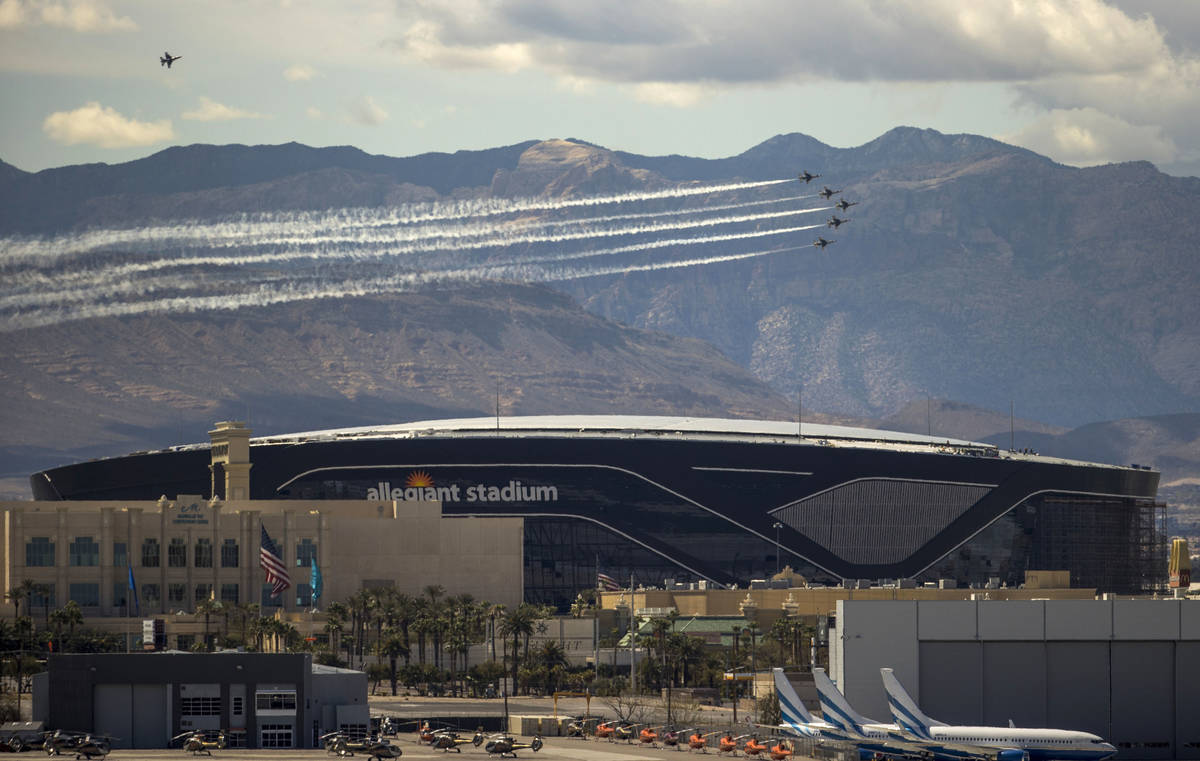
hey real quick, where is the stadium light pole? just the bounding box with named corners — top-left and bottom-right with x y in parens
top-left (773, 521), bottom-right (784, 576)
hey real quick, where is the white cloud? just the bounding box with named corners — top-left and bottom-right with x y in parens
top-left (347, 95), bottom-right (387, 126)
top-left (305, 106), bottom-right (323, 119)
top-left (632, 81), bottom-right (714, 108)
top-left (283, 63), bottom-right (316, 81)
top-left (42, 102), bottom-right (173, 148)
top-left (1001, 107), bottom-right (1179, 166)
top-left (1, 0), bottom-right (135, 31)
top-left (181, 97), bottom-right (267, 122)
top-left (0, 0), bottom-right (26, 29)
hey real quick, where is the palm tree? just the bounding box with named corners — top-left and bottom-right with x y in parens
top-left (195, 598), bottom-right (224, 651)
top-left (378, 632), bottom-right (410, 696)
top-left (499, 604), bottom-right (536, 694)
top-left (6, 579), bottom-right (40, 622)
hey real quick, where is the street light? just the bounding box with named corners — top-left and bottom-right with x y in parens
top-left (615, 593), bottom-right (635, 694)
top-left (739, 593), bottom-right (759, 723)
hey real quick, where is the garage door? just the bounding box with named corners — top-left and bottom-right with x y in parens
top-left (93, 685), bottom-right (132, 749)
top-left (132, 684), bottom-right (168, 748)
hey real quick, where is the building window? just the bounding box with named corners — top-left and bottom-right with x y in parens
top-left (195, 538), bottom-right (213, 568)
top-left (180, 697), bottom-right (221, 716)
top-left (259, 725), bottom-right (293, 748)
top-left (25, 537), bottom-right (54, 567)
top-left (113, 542), bottom-right (127, 568)
top-left (220, 583), bottom-right (239, 604)
top-left (221, 538), bottom-right (239, 568)
top-left (29, 584), bottom-right (55, 609)
top-left (142, 539), bottom-right (160, 568)
top-left (261, 585), bottom-right (283, 607)
top-left (295, 539), bottom-right (317, 568)
top-left (168, 538), bottom-right (187, 568)
top-left (194, 584), bottom-right (213, 603)
top-left (296, 583), bottom-right (312, 608)
top-left (168, 583), bottom-right (186, 606)
top-left (68, 583), bottom-right (100, 607)
top-left (176, 634), bottom-right (194, 650)
top-left (255, 691), bottom-right (297, 711)
top-left (112, 581), bottom-right (128, 609)
top-left (142, 583), bottom-right (160, 605)
top-left (68, 536), bottom-right (100, 567)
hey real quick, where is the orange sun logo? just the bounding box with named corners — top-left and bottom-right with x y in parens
top-left (406, 470), bottom-right (434, 488)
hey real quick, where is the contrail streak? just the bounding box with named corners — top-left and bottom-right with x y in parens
top-left (538, 245), bottom-right (809, 281)
top-left (1, 221), bottom-right (827, 312)
top-left (0, 177), bottom-right (798, 263)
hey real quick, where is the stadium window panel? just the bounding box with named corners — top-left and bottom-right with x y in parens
top-left (113, 542), bottom-right (127, 568)
top-left (25, 537), bottom-right (54, 567)
top-left (168, 538), bottom-right (187, 568)
top-left (142, 538), bottom-right (160, 568)
top-left (295, 538), bottom-right (317, 567)
top-left (194, 538), bottom-right (213, 568)
top-left (68, 583), bottom-right (100, 607)
top-left (68, 536), bottom-right (100, 567)
top-left (221, 539), bottom-right (239, 568)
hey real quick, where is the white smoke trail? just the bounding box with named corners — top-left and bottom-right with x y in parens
top-left (4, 206), bottom-right (832, 289)
top-left (0, 239), bottom-right (814, 332)
top-left (0, 177), bottom-right (797, 264)
top-left (1, 221), bottom-right (828, 313)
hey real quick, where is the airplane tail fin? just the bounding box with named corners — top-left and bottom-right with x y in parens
top-left (812, 668), bottom-right (873, 734)
top-left (879, 668), bottom-right (938, 739)
top-left (772, 668), bottom-right (817, 734)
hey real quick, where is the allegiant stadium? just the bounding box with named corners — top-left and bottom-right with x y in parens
top-left (32, 415), bottom-right (1164, 608)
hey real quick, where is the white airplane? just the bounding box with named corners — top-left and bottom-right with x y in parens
top-left (772, 668), bottom-right (826, 738)
top-left (809, 667), bottom-right (942, 759)
top-left (880, 668), bottom-right (1117, 761)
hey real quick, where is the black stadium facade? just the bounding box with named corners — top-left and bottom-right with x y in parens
top-left (33, 416), bottom-right (1164, 608)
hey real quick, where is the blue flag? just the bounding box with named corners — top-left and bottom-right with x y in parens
top-left (127, 565), bottom-right (140, 616)
top-left (310, 561), bottom-right (323, 606)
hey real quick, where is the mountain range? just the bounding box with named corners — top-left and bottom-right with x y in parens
top-left (2, 128), bottom-right (1199, 518)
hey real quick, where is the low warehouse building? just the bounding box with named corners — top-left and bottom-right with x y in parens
top-left (33, 652), bottom-right (367, 749)
top-left (832, 599), bottom-right (1200, 760)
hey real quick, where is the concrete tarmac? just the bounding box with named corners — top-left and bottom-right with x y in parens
top-left (94, 735), bottom-right (781, 761)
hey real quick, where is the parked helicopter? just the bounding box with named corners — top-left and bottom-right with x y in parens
top-left (321, 732), bottom-right (401, 760)
top-left (481, 734), bottom-right (543, 758)
top-left (429, 730), bottom-right (481, 753)
top-left (53, 735), bottom-right (110, 760)
top-left (171, 730), bottom-right (226, 755)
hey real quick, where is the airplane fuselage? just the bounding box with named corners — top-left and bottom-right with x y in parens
top-left (921, 727), bottom-right (1116, 761)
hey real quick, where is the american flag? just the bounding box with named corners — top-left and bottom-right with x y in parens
top-left (597, 571), bottom-right (620, 592)
top-left (260, 524), bottom-right (291, 598)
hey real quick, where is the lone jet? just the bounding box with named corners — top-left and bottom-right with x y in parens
top-left (818, 185), bottom-right (841, 199)
top-left (812, 237), bottom-right (836, 249)
top-left (834, 198), bottom-right (859, 212)
top-left (827, 215), bottom-right (850, 229)
top-left (798, 170), bottom-right (821, 184)
top-left (160, 52), bottom-right (182, 68)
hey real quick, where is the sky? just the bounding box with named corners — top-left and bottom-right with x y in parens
top-left (1, 0), bottom-right (1198, 176)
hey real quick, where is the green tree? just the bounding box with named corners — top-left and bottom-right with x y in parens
top-left (378, 632), bottom-right (409, 696)
top-left (195, 598), bottom-right (224, 652)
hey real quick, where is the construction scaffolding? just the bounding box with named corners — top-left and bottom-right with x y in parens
top-left (1031, 496), bottom-right (1167, 594)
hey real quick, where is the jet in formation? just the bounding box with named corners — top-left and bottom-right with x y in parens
top-left (827, 215), bottom-right (850, 229)
top-left (772, 667), bottom-right (1116, 761)
top-left (812, 237), bottom-right (836, 249)
top-left (798, 170), bottom-right (822, 184)
top-left (835, 198), bottom-right (859, 212)
top-left (160, 52), bottom-right (182, 68)
top-left (818, 185), bottom-right (842, 200)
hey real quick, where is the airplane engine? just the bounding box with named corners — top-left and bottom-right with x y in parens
top-left (995, 750), bottom-right (1030, 761)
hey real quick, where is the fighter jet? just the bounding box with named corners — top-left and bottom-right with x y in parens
top-left (827, 215), bottom-right (850, 229)
top-left (798, 170), bottom-right (821, 184)
top-left (818, 185), bottom-right (841, 200)
top-left (834, 198), bottom-right (859, 212)
top-left (160, 52), bottom-right (182, 68)
top-left (812, 237), bottom-right (836, 249)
